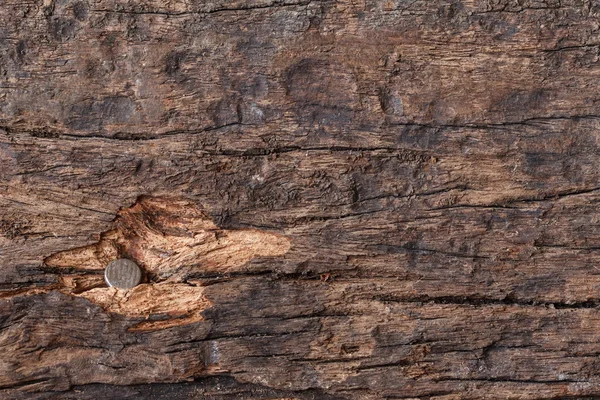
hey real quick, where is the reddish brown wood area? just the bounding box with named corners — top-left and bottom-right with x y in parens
top-left (3, 0), bottom-right (600, 398)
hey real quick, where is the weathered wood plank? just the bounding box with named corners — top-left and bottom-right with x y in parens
top-left (3, 0), bottom-right (600, 398)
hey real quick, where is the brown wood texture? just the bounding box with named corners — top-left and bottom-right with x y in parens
top-left (3, 0), bottom-right (600, 398)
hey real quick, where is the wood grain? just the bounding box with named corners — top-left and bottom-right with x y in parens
top-left (3, 0), bottom-right (600, 398)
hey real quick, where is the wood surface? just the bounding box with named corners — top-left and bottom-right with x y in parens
top-left (3, 0), bottom-right (600, 398)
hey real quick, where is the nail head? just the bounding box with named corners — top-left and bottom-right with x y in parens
top-left (104, 259), bottom-right (142, 289)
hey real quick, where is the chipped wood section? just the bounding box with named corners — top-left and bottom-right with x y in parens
top-left (45, 196), bottom-right (291, 277)
top-left (41, 196), bottom-right (289, 329)
top-left (3, 0), bottom-right (600, 398)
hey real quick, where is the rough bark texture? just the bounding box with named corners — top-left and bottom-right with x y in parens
top-left (3, 0), bottom-right (600, 398)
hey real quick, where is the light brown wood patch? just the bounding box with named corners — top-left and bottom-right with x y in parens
top-left (44, 196), bottom-right (291, 330)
